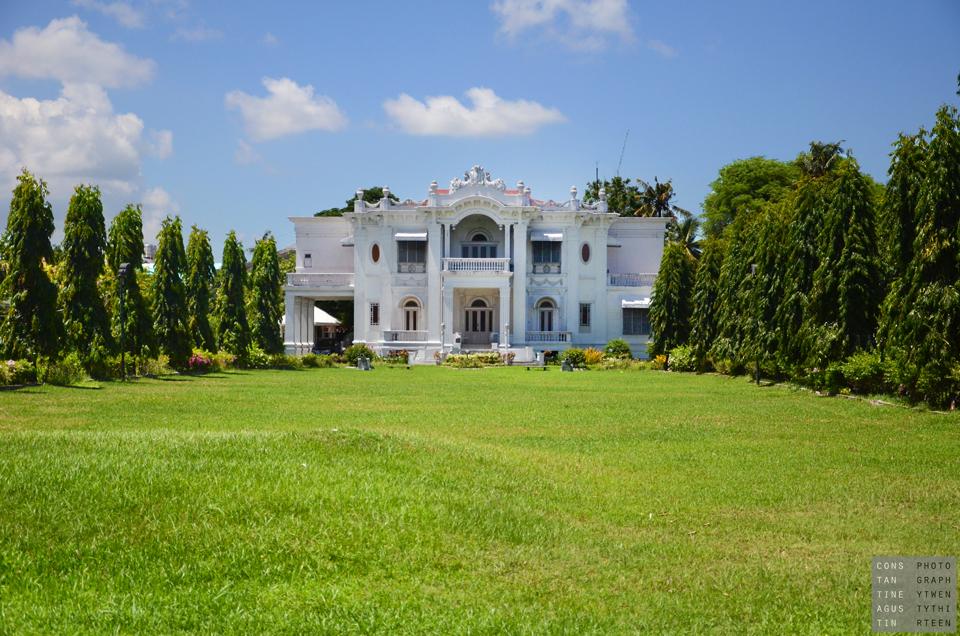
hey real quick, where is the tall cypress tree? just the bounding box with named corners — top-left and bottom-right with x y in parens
top-left (107, 204), bottom-right (152, 358)
top-left (185, 225), bottom-right (217, 351)
top-left (152, 216), bottom-right (191, 368)
top-left (649, 241), bottom-right (697, 356)
top-left (889, 106), bottom-right (960, 405)
top-left (59, 184), bottom-right (112, 360)
top-left (249, 232), bottom-right (284, 354)
top-left (216, 231), bottom-right (250, 357)
top-left (0, 170), bottom-right (63, 362)
top-left (806, 159), bottom-right (882, 365)
top-left (745, 202), bottom-right (791, 376)
top-left (689, 237), bottom-right (724, 369)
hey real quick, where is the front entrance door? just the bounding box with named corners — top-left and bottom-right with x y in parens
top-left (463, 298), bottom-right (494, 345)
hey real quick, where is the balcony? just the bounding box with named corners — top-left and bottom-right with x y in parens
top-left (526, 331), bottom-right (572, 343)
top-left (383, 330), bottom-right (428, 342)
top-left (285, 272), bottom-right (355, 296)
top-left (443, 258), bottom-right (511, 273)
top-left (608, 273), bottom-right (656, 287)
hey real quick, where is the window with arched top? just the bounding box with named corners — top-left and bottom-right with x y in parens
top-left (537, 298), bottom-right (556, 332)
top-left (470, 298), bottom-right (488, 308)
top-left (471, 232), bottom-right (488, 242)
top-left (402, 297), bottom-right (421, 331)
top-left (461, 232), bottom-right (497, 258)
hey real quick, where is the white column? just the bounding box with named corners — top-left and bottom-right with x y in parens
top-left (512, 219), bottom-right (528, 343)
top-left (299, 297), bottom-right (312, 355)
top-left (444, 222), bottom-right (452, 260)
top-left (504, 223), bottom-right (511, 262)
top-left (499, 283), bottom-right (510, 348)
top-left (442, 285), bottom-right (454, 348)
top-left (426, 221), bottom-right (442, 340)
top-left (284, 291), bottom-right (297, 354)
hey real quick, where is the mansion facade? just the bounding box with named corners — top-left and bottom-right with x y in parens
top-left (283, 166), bottom-right (667, 362)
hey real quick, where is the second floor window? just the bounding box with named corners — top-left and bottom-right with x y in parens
top-left (579, 303), bottom-right (591, 327)
top-left (397, 240), bottom-right (426, 268)
top-left (369, 303), bottom-right (380, 326)
top-left (303, 252), bottom-right (312, 268)
top-left (532, 241), bottom-right (561, 264)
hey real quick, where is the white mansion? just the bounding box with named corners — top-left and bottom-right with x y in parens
top-left (283, 166), bottom-right (667, 362)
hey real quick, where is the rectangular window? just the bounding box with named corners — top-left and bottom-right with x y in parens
top-left (532, 241), bottom-right (561, 264)
top-left (303, 252), bottom-right (312, 268)
top-left (622, 308), bottom-right (650, 336)
top-left (369, 303), bottom-right (379, 326)
top-left (579, 303), bottom-right (591, 328)
top-left (397, 240), bottom-right (426, 264)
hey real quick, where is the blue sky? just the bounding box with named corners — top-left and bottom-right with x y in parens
top-left (1, 1), bottom-right (958, 251)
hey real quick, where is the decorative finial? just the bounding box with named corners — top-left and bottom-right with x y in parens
top-left (429, 180), bottom-right (438, 193)
top-left (355, 188), bottom-right (364, 200)
top-left (570, 185), bottom-right (578, 199)
top-left (599, 186), bottom-right (606, 201)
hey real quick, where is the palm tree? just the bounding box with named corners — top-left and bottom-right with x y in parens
top-left (667, 215), bottom-right (702, 260)
top-left (798, 141), bottom-right (846, 178)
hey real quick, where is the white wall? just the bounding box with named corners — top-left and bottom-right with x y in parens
top-left (291, 217), bottom-right (353, 272)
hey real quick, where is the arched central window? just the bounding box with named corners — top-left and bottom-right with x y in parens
top-left (537, 298), bottom-right (556, 332)
top-left (461, 232), bottom-right (497, 258)
top-left (403, 298), bottom-right (421, 331)
top-left (465, 298), bottom-right (493, 335)
top-left (470, 298), bottom-right (488, 308)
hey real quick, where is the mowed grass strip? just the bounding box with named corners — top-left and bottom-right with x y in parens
top-left (1, 367), bottom-right (958, 634)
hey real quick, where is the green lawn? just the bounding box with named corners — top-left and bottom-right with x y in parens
top-left (1, 367), bottom-right (957, 634)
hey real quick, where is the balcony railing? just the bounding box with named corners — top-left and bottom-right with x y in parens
top-left (384, 330), bottom-right (428, 342)
top-left (443, 258), bottom-right (511, 273)
top-left (526, 331), bottom-right (572, 343)
top-left (398, 262), bottom-right (426, 273)
top-left (608, 273), bottom-right (657, 287)
top-left (286, 272), bottom-right (355, 288)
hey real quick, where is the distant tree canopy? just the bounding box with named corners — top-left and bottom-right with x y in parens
top-left (584, 176), bottom-right (691, 218)
top-left (315, 187), bottom-right (399, 217)
top-left (702, 157), bottom-right (799, 238)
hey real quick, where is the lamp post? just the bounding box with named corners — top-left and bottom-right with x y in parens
top-left (117, 262), bottom-right (130, 380)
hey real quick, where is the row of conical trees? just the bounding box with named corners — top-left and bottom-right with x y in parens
top-left (0, 170), bottom-right (285, 373)
top-left (649, 102), bottom-right (960, 408)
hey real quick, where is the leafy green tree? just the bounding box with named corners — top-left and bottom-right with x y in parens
top-left (880, 132), bottom-right (927, 279)
top-left (315, 187), bottom-right (399, 216)
top-left (649, 242), bottom-right (697, 356)
top-left (107, 204), bottom-right (152, 357)
top-left (583, 177), bottom-right (644, 216)
top-left (710, 207), bottom-right (759, 368)
top-left (216, 231), bottom-right (250, 356)
top-left (702, 157), bottom-right (799, 238)
top-left (744, 202), bottom-right (791, 379)
top-left (185, 225), bottom-right (217, 351)
top-left (0, 170), bottom-right (63, 363)
top-left (151, 216), bottom-right (191, 367)
top-left (249, 232), bottom-right (284, 353)
top-left (689, 238), bottom-right (724, 369)
top-left (667, 214), bottom-right (702, 259)
top-left (886, 106), bottom-right (960, 406)
top-left (58, 184), bottom-right (112, 360)
top-left (806, 159), bottom-right (883, 365)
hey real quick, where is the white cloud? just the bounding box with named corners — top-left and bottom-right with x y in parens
top-left (492, 0), bottom-right (633, 50)
top-left (647, 39), bottom-right (678, 58)
top-left (261, 32), bottom-right (279, 46)
top-left (70, 0), bottom-right (145, 29)
top-left (0, 16), bottom-right (155, 88)
top-left (225, 77), bottom-right (347, 142)
top-left (140, 186), bottom-right (179, 243)
top-left (383, 87), bottom-right (565, 137)
top-left (172, 25), bottom-right (223, 42)
top-left (234, 139), bottom-right (261, 165)
top-left (0, 83), bottom-right (173, 197)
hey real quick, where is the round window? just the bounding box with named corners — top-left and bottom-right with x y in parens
top-left (581, 242), bottom-right (591, 263)
top-left (371, 243), bottom-right (380, 263)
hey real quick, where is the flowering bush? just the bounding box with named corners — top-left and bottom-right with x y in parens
top-left (383, 349), bottom-right (410, 364)
top-left (187, 352), bottom-right (214, 374)
top-left (2, 360), bottom-right (37, 385)
top-left (583, 348), bottom-right (604, 366)
top-left (650, 354), bottom-right (668, 370)
top-left (667, 345), bottom-right (696, 372)
top-left (559, 348), bottom-right (587, 368)
top-left (344, 343), bottom-right (375, 366)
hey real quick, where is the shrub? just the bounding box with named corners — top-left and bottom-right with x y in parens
top-left (839, 351), bottom-right (886, 395)
top-left (501, 351), bottom-right (516, 365)
top-left (211, 351), bottom-right (237, 371)
top-left (542, 350), bottom-right (559, 364)
top-left (559, 348), bottom-right (587, 368)
top-left (1, 359), bottom-right (37, 385)
top-left (187, 352), bottom-right (214, 374)
top-left (344, 343), bottom-right (375, 366)
top-left (603, 339), bottom-right (632, 359)
top-left (650, 354), bottom-right (668, 370)
top-left (44, 353), bottom-right (87, 386)
top-left (245, 345), bottom-right (270, 369)
top-left (301, 354), bottom-right (336, 368)
top-left (268, 353), bottom-right (303, 370)
top-left (138, 355), bottom-right (172, 377)
top-left (667, 345), bottom-right (696, 372)
top-left (443, 353), bottom-right (501, 368)
top-left (598, 357), bottom-right (647, 371)
top-left (583, 348), bottom-right (604, 366)
top-left (383, 349), bottom-right (410, 364)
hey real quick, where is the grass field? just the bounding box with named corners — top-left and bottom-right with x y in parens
top-left (1, 367), bottom-right (958, 634)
